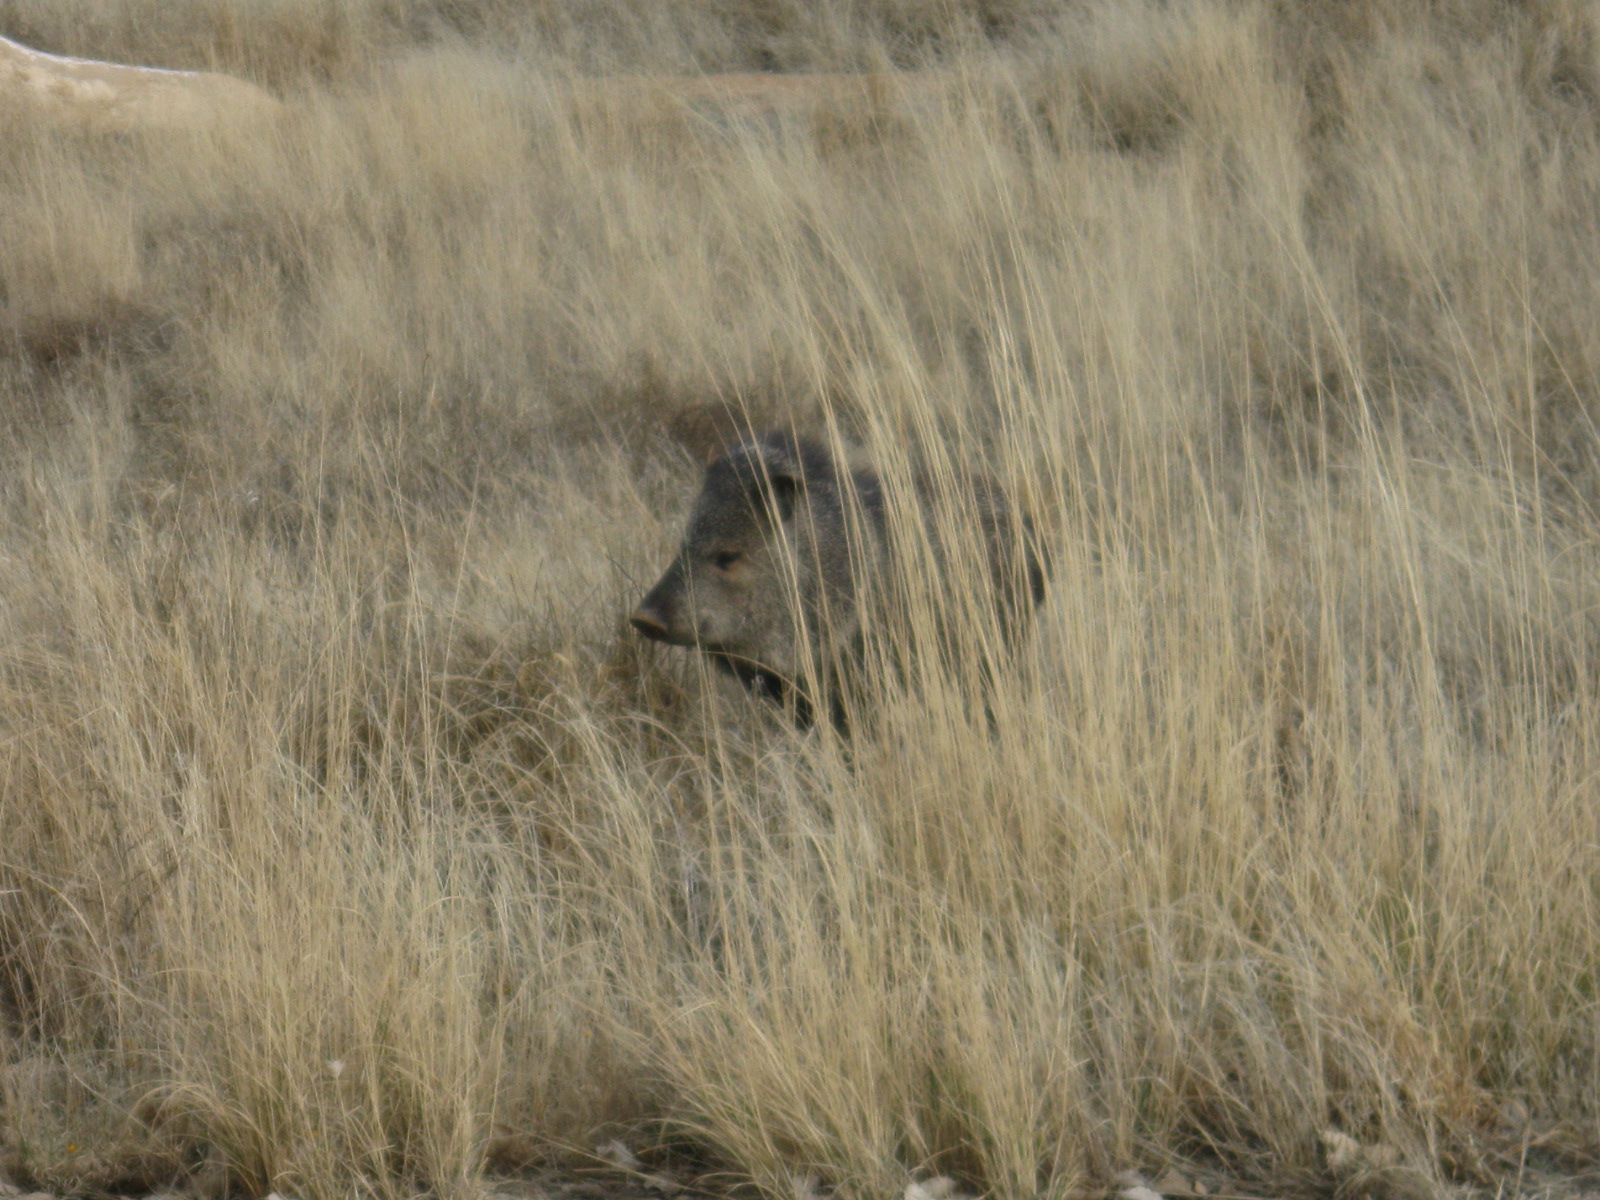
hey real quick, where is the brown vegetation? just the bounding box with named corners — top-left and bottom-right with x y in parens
top-left (1, 2), bottom-right (1598, 1200)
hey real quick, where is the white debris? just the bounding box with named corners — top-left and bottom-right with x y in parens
top-left (1114, 1171), bottom-right (1165, 1200)
top-left (905, 1177), bottom-right (972, 1200)
top-left (595, 1139), bottom-right (641, 1170)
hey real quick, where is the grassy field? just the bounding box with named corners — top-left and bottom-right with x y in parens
top-left (1, 2), bottom-right (1598, 1198)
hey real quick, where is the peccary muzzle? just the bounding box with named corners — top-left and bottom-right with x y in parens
top-left (631, 431), bottom-right (1047, 727)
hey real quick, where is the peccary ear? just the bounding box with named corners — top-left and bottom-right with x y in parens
top-left (745, 434), bottom-right (804, 523)
top-left (759, 466), bottom-right (802, 523)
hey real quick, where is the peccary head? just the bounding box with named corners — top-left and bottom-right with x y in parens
top-left (631, 432), bottom-right (880, 716)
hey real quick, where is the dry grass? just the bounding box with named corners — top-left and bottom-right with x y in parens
top-left (1, 2), bottom-right (1599, 1199)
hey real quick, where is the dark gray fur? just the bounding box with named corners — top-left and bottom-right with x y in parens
top-left (631, 431), bottom-right (1047, 728)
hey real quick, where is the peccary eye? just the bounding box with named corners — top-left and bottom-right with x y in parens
top-left (712, 551), bottom-right (742, 570)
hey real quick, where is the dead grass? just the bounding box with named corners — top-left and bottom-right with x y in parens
top-left (1, 2), bottom-right (1599, 1199)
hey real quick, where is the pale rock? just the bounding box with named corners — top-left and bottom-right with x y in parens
top-left (1155, 1171), bottom-right (1193, 1196)
top-left (0, 34), bottom-right (280, 135)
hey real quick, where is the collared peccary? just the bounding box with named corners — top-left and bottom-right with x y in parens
top-left (630, 431), bottom-right (1047, 729)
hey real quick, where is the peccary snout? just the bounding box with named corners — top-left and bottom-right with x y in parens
top-left (628, 606), bottom-right (671, 642)
top-left (630, 565), bottom-right (693, 646)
